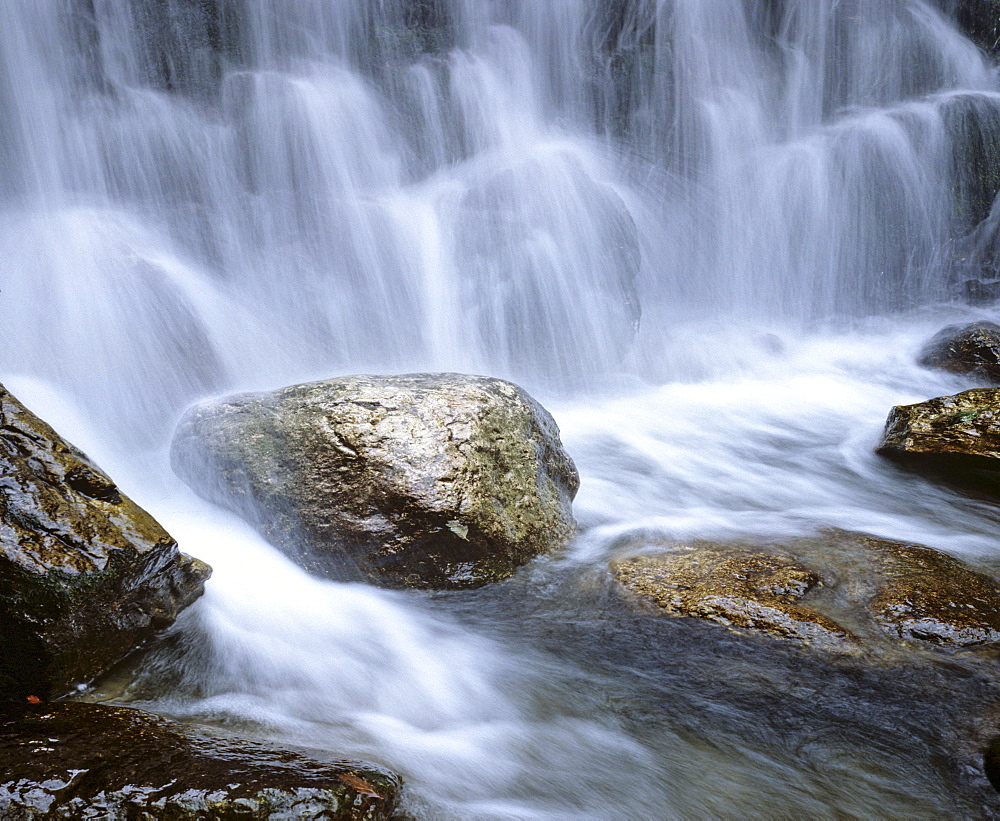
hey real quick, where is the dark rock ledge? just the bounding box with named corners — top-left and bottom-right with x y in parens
top-left (0, 701), bottom-right (400, 819)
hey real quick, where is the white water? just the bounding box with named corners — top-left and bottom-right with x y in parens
top-left (5, 1), bottom-right (1000, 817)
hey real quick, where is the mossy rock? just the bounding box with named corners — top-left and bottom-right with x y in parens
top-left (610, 530), bottom-right (1000, 650)
top-left (876, 387), bottom-right (1000, 493)
top-left (0, 383), bottom-right (210, 701)
top-left (0, 701), bottom-right (399, 819)
top-left (171, 373), bottom-right (579, 590)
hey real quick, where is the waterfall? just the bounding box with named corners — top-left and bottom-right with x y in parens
top-left (4, 1), bottom-right (1000, 818)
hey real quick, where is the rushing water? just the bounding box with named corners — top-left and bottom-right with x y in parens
top-left (5, 0), bottom-right (1000, 817)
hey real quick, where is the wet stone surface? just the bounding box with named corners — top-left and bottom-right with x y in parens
top-left (611, 544), bottom-right (853, 649)
top-left (0, 701), bottom-right (400, 819)
top-left (0, 383), bottom-right (210, 701)
top-left (609, 530), bottom-right (1000, 650)
top-left (171, 372), bottom-right (579, 590)
top-left (876, 387), bottom-right (1000, 493)
top-left (918, 321), bottom-right (1000, 382)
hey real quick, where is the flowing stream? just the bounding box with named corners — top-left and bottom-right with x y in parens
top-left (5, 1), bottom-right (1000, 817)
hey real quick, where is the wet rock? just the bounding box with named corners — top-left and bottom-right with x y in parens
top-left (171, 373), bottom-right (579, 590)
top-left (943, 94), bottom-right (1000, 232)
top-left (610, 542), bottom-right (854, 649)
top-left (610, 530), bottom-right (1000, 649)
top-left (954, 0), bottom-right (1000, 57)
top-left (862, 534), bottom-right (1000, 645)
top-left (918, 321), bottom-right (1000, 382)
top-left (876, 387), bottom-right (1000, 492)
top-left (0, 701), bottom-right (399, 819)
top-left (0, 383), bottom-right (210, 701)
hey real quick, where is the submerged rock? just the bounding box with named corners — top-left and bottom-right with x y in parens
top-left (0, 383), bottom-right (210, 701)
top-left (876, 387), bottom-right (1000, 492)
top-left (863, 534), bottom-right (1000, 645)
top-left (171, 373), bottom-right (579, 589)
top-left (610, 530), bottom-right (1000, 650)
top-left (918, 321), bottom-right (1000, 382)
top-left (611, 544), bottom-right (852, 648)
top-left (0, 701), bottom-right (399, 819)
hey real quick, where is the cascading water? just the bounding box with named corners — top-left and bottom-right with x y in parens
top-left (6, 0), bottom-right (1000, 817)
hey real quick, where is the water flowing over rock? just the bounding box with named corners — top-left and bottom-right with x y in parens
top-left (0, 702), bottom-right (399, 819)
top-left (952, 0), bottom-right (1000, 56)
top-left (610, 531), bottom-right (1000, 649)
top-left (918, 321), bottom-right (1000, 381)
top-left (171, 373), bottom-right (579, 589)
top-left (611, 543), bottom-right (853, 649)
top-left (877, 388), bottom-right (1000, 491)
top-left (0, 383), bottom-right (210, 701)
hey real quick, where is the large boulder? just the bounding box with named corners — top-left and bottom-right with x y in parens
top-left (0, 701), bottom-right (399, 819)
top-left (171, 373), bottom-right (579, 589)
top-left (610, 530), bottom-right (1000, 649)
top-left (918, 321), bottom-right (1000, 382)
top-left (876, 387), bottom-right (1000, 492)
top-left (0, 383), bottom-right (210, 701)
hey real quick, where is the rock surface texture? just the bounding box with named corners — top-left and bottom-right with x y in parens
top-left (171, 373), bottom-right (579, 589)
top-left (0, 384), bottom-right (210, 701)
top-left (611, 544), bottom-right (852, 648)
top-left (876, 387), bottom-right (1000, 492)
top-left (0, 701), bottom-right (399, 819)
top-left (918, 321), bottom-right (1000, 382)
top-left (610, 530), bottom-right (1000, 649)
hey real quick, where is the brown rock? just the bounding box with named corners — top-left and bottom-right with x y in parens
top-left (0, 701), bottom-right (399, 819)
top-left (876, 388), bottom-right (1000, 492)
top-left (610, 542), bottom-right (853, 648)
top-left (610, 530), bottom-right (1000, 650)
top-left (918, 321), bottom-right (1000, 382)
top-left (0, 383), bottom-right (210, 701)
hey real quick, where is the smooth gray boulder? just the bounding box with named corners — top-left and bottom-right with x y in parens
top-left (0, 383), bottom-right (210, 701)
top-left (0, 701), bottom-right (399, 819)
top-left (171, 373), bottom-right (579, 589)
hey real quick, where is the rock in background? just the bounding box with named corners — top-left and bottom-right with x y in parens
top-left (171, 373), bottom-right (579, 589)
top-left (0, 383), bottom-right (210, 701)
top-left (918, 321), bottom-right (1000, 382)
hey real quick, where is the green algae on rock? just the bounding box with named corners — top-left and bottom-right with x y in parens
top-left (0, 383), bottom-right (210, 701)
top-left (0, 701), bottom-right (399, 819)
top-left (171, 373), bottom-right (579, 590)
top-left (610, 530), bottom-right (1000, 651)
top-left (876, 387), bottom-right (1000, 493)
